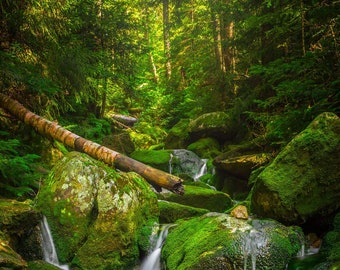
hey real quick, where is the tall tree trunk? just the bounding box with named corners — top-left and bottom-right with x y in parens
top-left (300, 0), bottom-right (306, 56)
top-left (163, 0), bottom-right (172, 79)
top-left (210, 0), bottom-right (224, 73)
top-left (0, 93), bottom-right (184, 195)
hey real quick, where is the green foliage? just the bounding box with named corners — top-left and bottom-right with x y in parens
top-left (0, 132), bottom-right (42, 198)
top-left (59, 114), bottom-right (112, 143)
top-left (129, 121), bottom-right (168, 150)
top-left (246, 50), bottom-right (339, 145)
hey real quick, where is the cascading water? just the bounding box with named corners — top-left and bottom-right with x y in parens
top-left (169, 149), bottom-right (208, 181)
top-left (169, 153), bottom-right (174, 175)
top-left (140, 224), bottom-right (175, 270)
top-left (40, 216), bottom-right (69, 270)
top-left (194, 158), bottom-right (208, 181)
top-left (242, 229), bottom-right (267, 270)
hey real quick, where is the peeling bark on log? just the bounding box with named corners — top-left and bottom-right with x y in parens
top-left (0, 93), bottom-right (184, 195)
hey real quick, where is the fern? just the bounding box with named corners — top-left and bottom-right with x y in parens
top-left (0, 137), bottom-right (42, 198)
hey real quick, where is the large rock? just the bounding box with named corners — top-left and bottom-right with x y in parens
top-left (0, 237), bottom-right (27, 269)
top-left (187, 111), bottom-right (237, 143)
top-left (0, 199), bottom-right (41, 269)
top-left (130, 149), bottom-right (171, 172)
top-left (36, 151), bottom-right (159, 269)
top-left (165, 119), bottom-right (191, 149)
top-left (187, 137), bottom-right (221, 159)
top-left (158, 200), bottom-right (209, 223)
top-left (130, 149), bottom-right (207, 181)
top-left (214, 153), bottom-right (271, 180)
top-left (318, 212), bottom-right (340, 269)
top-left (157, 185), bottom-right (233, 212)
top-left (251, 112), bottom-right (340, 225)
top-left (162, 213), bottom-right (303, 270)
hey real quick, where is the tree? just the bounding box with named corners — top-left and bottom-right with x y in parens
top-left (163, 0), bottom-right (172, 79)
top-left (0, 93), bottom-right (184, 194)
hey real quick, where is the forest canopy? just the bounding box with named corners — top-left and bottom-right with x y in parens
top-left (0, 0), bottom-right (339, 197)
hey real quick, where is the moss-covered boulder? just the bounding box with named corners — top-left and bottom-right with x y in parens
top-left (0, 199), bottom-right (41, 268)
top-left (36, 151), bottom-right (159, 269)
top-left (0, 199), bottom-right (40, 237)
top-left (130, 149), bottom-right (208, 181)
top-left (214, 153), bottom-right (271, 180)
top-left (251, 112), bottom-right (340, 225)
top-left (187, 112), bottom-right (237, 143)
top-left (158, 200), bottom-right (209, 223)
top-left (187, 138), bottom-right (221, 159)
top-left (0, 236), bottom-right (27, 269)
top-left (165, 119), bottom-right (191, 149)
top-left (102, 131), bottom-right (135, 155)
top-left (169, 149), bottom-right (208, 180)
top-left (319, 212), bottom-right (340, 269)
top-left (158, 185), bottom-right (233, 212)
top-left (129, 149), bottom-right (171, 172)
top-left (162, 213), bottom-right (303, 270)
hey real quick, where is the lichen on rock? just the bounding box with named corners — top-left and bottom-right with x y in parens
top-left (36, 151), bottom-right (159, 269)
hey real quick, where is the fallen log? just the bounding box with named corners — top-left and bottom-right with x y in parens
top-left (0, 93), bottom-right (184, 195)
top-left (110, 113), bottom-right (138, 127)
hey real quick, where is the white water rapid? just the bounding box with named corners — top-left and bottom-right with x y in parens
top-left (140, 224), bottom-right (174, 270)
top-left (40, 216), bottom-right (69, 270)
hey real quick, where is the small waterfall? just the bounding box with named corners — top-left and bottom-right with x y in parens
top-left (40, 216), bottom-right (69, 270)
top-left (169, 149), bottom-right (208, 180)
top-left (242, 229), bottom-right (267, 270)
top-left (169, 153), bottom-right (174, 175)
top-left (296, 241), bottom-right (305, 258)
top-left (140, 224), bottom-right (174, 270)
top-left (194, 159), bottom-right (208, 181)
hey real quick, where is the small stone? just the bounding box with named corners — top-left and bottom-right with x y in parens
top-left (230, 205), bottom-right (248, 220)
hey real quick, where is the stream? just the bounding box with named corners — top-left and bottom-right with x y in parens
top-left (140, 224), bottom-right (175, 270)
top-left (40, 216), bottom-right (69, 270)
top-left (39, 149), bottom-right (323, 269)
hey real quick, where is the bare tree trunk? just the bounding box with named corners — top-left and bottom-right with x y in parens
top-left (300, 0), bottom-right (306, 56)
top-left (163, 0), bottom-right (172, 79)
top-left (0, 93), bottom-right (184, 195)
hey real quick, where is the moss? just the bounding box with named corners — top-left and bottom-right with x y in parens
top-left (251, 112), bottom-right (340, 224)
top-left (0, 199), bottom-right (39, 233)
top-left (158, 185), bottom-right (233, 212)
top-left (36, 152), bottom-right (160, 268)
top-left (137, 219), bottom-right (159, 254)
top-left (320, 213), bottom-right (340, 265)
top-left (158, 200), bottom-right (209, 223)
top-left (71, 171), bottom-right (159, 269)
top-left (130, 149), bottom-right (171, 171)
top-left (187, 138), bottom-right (221, 158)
top-left (189, 112), bottom-right (230, 130)
top-left (165, 119), bottom-right (190, 146)
top-left (0, 237), bottom-right (27, 269)
top-left (162, 215), bottom-right (229, 270)
top-left (162, 214), bottom-right (302, 270)
top-left (27, 260), bottom-right (62, 270)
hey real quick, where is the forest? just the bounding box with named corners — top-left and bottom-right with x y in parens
top-left (0, 0), bottom-right (339, 269)
top-left (1, 0), bottom-right (339, 198)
